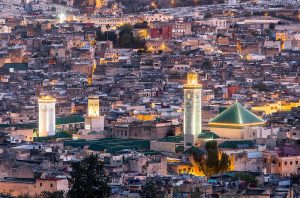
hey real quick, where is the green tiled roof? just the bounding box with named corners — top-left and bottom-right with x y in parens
top-left (218, 140), bottom-right (254, 149)
top-left (175, 145), bottom-right (184, 153)
top-left (64, 138), bottom-right (150, 154)
top-left (209, 102), bottom-right (264, 127)
top-left (198, 130), bottom-right (220, 139)
top-left (159, 136), bottom-right (184, 143)
top-left (56, 115), bottom-right (84, 125)
top-left (184, 146), bottom-right (206, 156)
top-left (34, 131), bottom-right (73, 142)
top-left (0, 123), bottom-right (37, 129)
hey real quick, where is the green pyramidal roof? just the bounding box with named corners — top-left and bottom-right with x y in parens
top-left (209, 102), bottom-right (265, 127)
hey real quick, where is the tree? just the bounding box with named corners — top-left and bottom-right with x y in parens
top-left (120, 33), bottom-right (134, 48)
top-left (117, 24), bottom-right (147, 49)
top-left (202, 58), bottom-right (213, 70)
top-left (206, 149), bottom-right (219, 168)
top-left (118, 24), bottom-right (134, 37)
top-left (269, 23), bottom-right (276, 30)
top-left (232, 172), bottom-right (258, 186)
top-left (205, 140), bottom-right (218, 150)
top-left (199, 141), bottom-right (231, 176)
top-left (96, 28), bottom-right (103, 41)
top-left (67, 154), bottom-right (111, 198)
top-left (140, 178), bottom-right (165, 198)
top-left (118, 24), bottom-right (135, 48)
top-left (219, 153), bottom-right (230, 173)
top-left (253, 83), bottom-right (269, 92)
top-left (95, 28), bottom-right (117, 44)
top-left (134, 21), bottom-right (148, 29)
top-left (40, 191), bottom-right (64, 198)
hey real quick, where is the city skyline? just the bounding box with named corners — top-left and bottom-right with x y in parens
top-left (0, 0), bottom-right (300, 197)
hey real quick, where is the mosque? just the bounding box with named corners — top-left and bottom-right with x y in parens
top-left (183, 71), bottom-right (265, 148)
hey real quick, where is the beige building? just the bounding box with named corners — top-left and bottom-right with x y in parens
top-left (150, 136), bottom-right (184, 153)
top-left (263, 151), bottom-right (300, 176)
top-left (0, 177), bottom-right (68, 197)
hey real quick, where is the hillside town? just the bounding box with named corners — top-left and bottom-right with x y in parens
top-left (0, 0), bottom-right (300, 197)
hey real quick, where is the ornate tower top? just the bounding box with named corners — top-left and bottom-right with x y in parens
top-left (88, 95), bottom-right (100, 118)
top-left (38, 96), bottom-right (56, 103)
top-left (184, 71), bottom-right (202, 89)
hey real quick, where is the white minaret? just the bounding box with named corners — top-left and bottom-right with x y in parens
top-left (84, 96), bottom-right (104, 132)
top-left (183, 71), bottom-right (202, 149)
top-left (38, 96), bottom-right (56, 137)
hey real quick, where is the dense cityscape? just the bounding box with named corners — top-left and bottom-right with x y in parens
top-left (0, 0), bottom-right (300, 197)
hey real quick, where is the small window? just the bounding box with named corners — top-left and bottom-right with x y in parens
top-left (40, 183), bottom-right (42, 187)
top-left (296, 161), bottom-right (298, 165)
top-left (290, 161), bottom-right (293, 165)
top-left (285, 162), bottom-right (287, 166)
top-left (50, 184), bottom-right (53, 187)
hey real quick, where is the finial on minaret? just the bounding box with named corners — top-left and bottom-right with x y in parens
top-left (184, 71), bottom-right (202, 89)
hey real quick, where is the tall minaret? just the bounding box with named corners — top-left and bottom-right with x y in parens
top-left (183, 71), bottom-right (202, 149)
top-left (84, 96), bottom-right (104, 132)
top-left (38, 96), bottom-right (56, 137)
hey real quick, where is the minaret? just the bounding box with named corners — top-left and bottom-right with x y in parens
top-left (183, 71), bottom-right (202, 149)
top-left (84, 96), bottom-right (104, 132)
top-left (38, 96), bottom-right (56, 137)
top-left (87, 96), bottom-right (100, 117)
